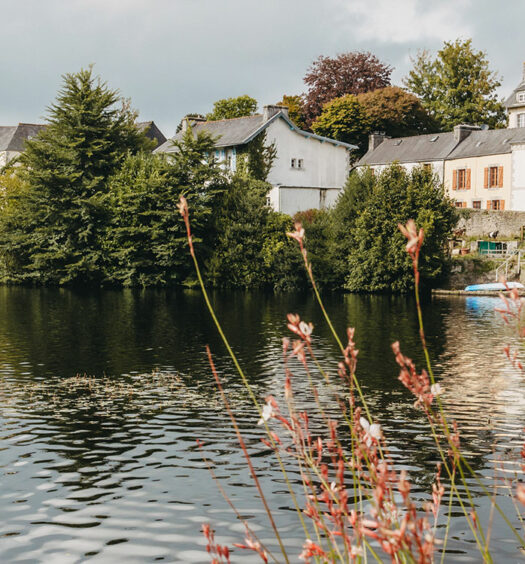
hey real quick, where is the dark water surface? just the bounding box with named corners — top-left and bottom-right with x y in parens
top-left (0, 288), bottom-right (523, 562)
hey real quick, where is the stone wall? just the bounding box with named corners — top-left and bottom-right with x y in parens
top-left (456, 209), bottom-right (525, 238)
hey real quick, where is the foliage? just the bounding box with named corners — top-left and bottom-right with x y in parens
top-left (104, 130), bottom-right (227, 287)
top-left (276, 95), bottom-right (308, 130)
top-left (207, 174), bottom-right (303, 290)
top-left (206, 95), bottom-right (258, 120)
top-left (0, 67), bottom-right (152, 285)
top-left (303, 51), bottom-right (392, 125)
top-left (357, 86), bottom-right (438, 138)
top-left (345, 164), bottom-right (457, 292)
top-left (235, 131), bottom-right (277, 182)
top-left (311, 94), bottom-right (371, 155)
top-left (404, 39), bottom-right (506, 130)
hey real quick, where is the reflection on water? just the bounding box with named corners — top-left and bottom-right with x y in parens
top-left (0, 288), bottom-right (523, 562)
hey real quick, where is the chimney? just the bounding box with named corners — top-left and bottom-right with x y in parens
top-left (453, 124), bottom-right (481, 143)
top-left (369, 132), bottom-right (386, 152)
top-left (263, 104), bottom-right (288, 121)
top-left (181, 115), bottom-right (206, 133)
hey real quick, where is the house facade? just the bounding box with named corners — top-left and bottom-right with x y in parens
top-left (155, 105), bottom-right (355, 216)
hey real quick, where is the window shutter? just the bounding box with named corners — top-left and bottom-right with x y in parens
top-left (484, 167), bottom-right (489, 188)
top-left (500, 199), bottom-right (505, 210)
top-left (487, 200), bottom-right (492, 210)
top-left (498, 167), bottom-right (504, 187)
top-left (466, 168), bottom-right (471, 189)
top-left (452, 170), bottom-right (457, 190)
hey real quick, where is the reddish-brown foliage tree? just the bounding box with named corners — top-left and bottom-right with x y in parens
top-left (302, 51), bottom-right (392, 125)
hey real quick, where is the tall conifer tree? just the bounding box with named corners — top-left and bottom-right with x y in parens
top-left (1, 67), bottom-right (151, 284)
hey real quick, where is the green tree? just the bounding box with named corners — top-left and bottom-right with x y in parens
top-left (105, 130), bottom-right (227, 286)
top-left (0, 67), bottom-right (152, 284)
top-left (207, 174), bottom-right (302, 290)
top-left (357, 86), bottom-right (438, 138)
top-left (236, 131), bottom-right (277, 181)
top-left (206, 95), bottom-right (258, 120)
top-left (277, 95), bottom-right (308, 130)
top-left (404, 39), bottom-right (506, 130)
top-left (311, 94), bottom-right (371, 156)
top-left (344, 164), bottom-right (457, 293)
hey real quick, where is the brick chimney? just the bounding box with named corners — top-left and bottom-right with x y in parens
top-left (263, 105), bottom-right (288, 121)
top-left (453, 124), bottom-right (481, 143)
top-left (368, 132), bottom-right (387, 152)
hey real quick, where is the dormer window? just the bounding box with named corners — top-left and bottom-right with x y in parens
top-left (517, 92), bottom-right (525, 103)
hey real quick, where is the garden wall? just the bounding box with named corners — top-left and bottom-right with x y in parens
top-left (456, 209), bottom-right (525, 238)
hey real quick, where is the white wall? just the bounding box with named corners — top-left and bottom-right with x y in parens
top-left (265, 118), bottom-right (350, 189)
top-left (511, 144), bottom-right (525, 210)
top-left (369, 160), bottom-right (445, 181)
top-left (277, 187), bottom-right (341, 216)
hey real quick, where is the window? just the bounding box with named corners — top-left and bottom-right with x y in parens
top-left (484, 166), bottom-right (503, 188)
top-left (472, 200), bottom-right (481, 209)
top-left (291, 158), bottom-right (296, 168)
top-left (454, 201), bottom-right (466, 208)
top-left (518, 113), bottom-right (525, 128)
top-left (487, 199), bottom-right (505, 210)
top-left (291, 158), bottom-right (303, 169)
top-left (227, 156), bottom-right (232, 169)
top-left (297, 159), bottom-right (304, 169)
top-left (452, 168), bottom-right (470, 190)
top-left (517, 91), bottom-right (525, 103)
top-left (265, 196), bottom-right (272, 207)
top-left (423, 163), bottom-right (432, 173)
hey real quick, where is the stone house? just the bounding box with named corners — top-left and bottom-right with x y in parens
top-left (155, 105), bottom-right (356, 216)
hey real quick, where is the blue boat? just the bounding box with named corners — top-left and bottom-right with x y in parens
top-left (464, 282), bottom-right (524, 292)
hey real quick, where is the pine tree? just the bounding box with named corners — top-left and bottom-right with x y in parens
top-left (0, 67), bottom-right (152, 284)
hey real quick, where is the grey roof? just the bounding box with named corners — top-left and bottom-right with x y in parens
top-left (0, 123), bottom-right (45, 152)
top-left (359, 131), bottom-right (458, 165)
top-left (155, 111), bottom-right (357, 154)
top-left (447, 128), bottom-right (525, 159)
top-left (505, 79), bottom-right (525, 109)
top-left (137, 121), bottom-right (167, 148)
top-left (359, 127), bottom-right (525, 167)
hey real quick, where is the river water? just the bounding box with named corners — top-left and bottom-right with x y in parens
top-left (0, 288), bottom-right (523, 562)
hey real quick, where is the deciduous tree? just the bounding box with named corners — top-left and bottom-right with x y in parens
top-left (311, 94), bottom-right (371, 155)
top-left (357, 86), bottom-right (438, 138)
top-left (276, 95), bottom-right (308, 129)
top-left (303, 52), bottom-right (392, 125)
top-left (206, 95), bottom-right (258, 120)
top-left (404, 39), bottom-right (506, 130)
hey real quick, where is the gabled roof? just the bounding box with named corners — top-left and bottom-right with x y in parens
top-left (155, 111), bottom-right (357, 153)
top-left (447, 128), bottom-right (525, 159)
top-left (359, 127), bottom-right (525, 167)
top-left (0, 123), bottom-right (45, 152)
top-left (359, 132), bottom-right (458, 165)
top-left (505, 71), bottom-right (525, 110)
top-left (137, 121), bottom-right (167, 148)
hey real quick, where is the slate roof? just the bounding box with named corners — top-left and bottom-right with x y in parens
top-left (358, 132), bottom-right (458, 165)
top-left (155, 111), bottom-right (357, 154)
top-left (0, 123), bottom-right (45, 152)
top-left (505, 75), bottom-right (525, 109)
top-left (447, 128), bottom-right (525, 159)
top-left (359, 127), bottom-right (525, 167)
top-left (137, 121), bottom-right (167, 148)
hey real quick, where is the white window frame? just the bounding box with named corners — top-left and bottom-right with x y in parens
top-left (517, 92), bottom-right (525, 103)
top-left (518, 113), bottom-right (525, 128)
top-left (290, 158), bottom-right (296, 168)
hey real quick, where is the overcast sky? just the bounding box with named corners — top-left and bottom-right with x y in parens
top-left (2, 0), bottom-right (524, 137)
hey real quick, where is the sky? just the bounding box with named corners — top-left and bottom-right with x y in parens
top-left (1, 0), bottom-right (524, 138)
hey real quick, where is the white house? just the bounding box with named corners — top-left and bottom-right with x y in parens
top-left (155, 105), bottom-right (356, 216)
